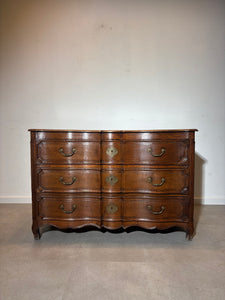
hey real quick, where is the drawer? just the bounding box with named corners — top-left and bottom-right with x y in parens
top-left (37, 168), bottom-right (100, 193)
top-left (123, 141), bottom-right (188, 165)
top-left (39, 197), bottom-right (100, 220)
top-left (37, 141), bottom-right (100, 164)
top-left (124, 169), bottom-right (188, 194)
top-left (123, 197), bottom-right (189, 222)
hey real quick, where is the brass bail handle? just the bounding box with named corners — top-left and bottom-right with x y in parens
top-left (148, 177), bottom-right (165, 187)
top-left (148, 147), bottom-right (166, 157)
top-left (59, 176), bottom-right (77, 185)
top-left (58, 147), bottom-right (77, 157)
top-left (60, 204), bottom-right (77, 214)
top-left (147, 205), bottom-right (165, 215)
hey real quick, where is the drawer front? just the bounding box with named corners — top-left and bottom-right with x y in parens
top-left (124, 169), bottom-right (188, 194)
top-left (39, 197), bottom-right (100, 220)
top-left (37, 168), bottom-right (100, 193)
top-left (37, 141), bottom-right (100, 164)
top-left (123, 141), bottom-right (188, 165)
top-left (123, 197), bottom-right (189, 222)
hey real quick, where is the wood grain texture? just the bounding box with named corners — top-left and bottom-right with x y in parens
top-left (29, 129), bottom-right (196, 239)
top-left (123, 169), bottom-right (189, 194)
top-left (123, 140), bottom-right (189, 165)
top-left (37, 141), bottom-right (100, 164)
top-left (37, 168), bottom-right (100, 193)
top-left (39, 197), bottom-right (101, 220)
top-left (123, 198), bottom-right (189, 222)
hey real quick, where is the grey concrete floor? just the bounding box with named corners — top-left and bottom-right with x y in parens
top-left (0, 204), bottom-right (224, 300)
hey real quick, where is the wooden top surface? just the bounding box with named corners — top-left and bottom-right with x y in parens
top-left (28, 129), bottom-right (198, 132)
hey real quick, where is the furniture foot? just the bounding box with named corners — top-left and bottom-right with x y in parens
top-left (32, 224), bottom-right (41, 240)
top-left (34, 231), bottom-right (40, 240)
top-left (185, 223), bottom-right (194, 240)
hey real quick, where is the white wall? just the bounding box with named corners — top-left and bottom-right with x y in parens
top-left (0, 0), bottom-right (224, 204)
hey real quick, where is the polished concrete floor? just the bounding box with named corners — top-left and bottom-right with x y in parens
top-left (0, 204), bottom-right (224, 300)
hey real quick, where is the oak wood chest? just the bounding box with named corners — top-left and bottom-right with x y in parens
top-left (29, 129), bottom-right (197, 240)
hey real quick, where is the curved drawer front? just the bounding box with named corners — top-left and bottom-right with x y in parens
top-left (123, 197), bottom-right (189, 222)
top-left (37, 168), bottom-right (100, 193)
top-left (124, 169), bottom-right (188, 194)
top-left (39, 197), bottom-right (100, 220)
top-left (37, 141), bottom-right (100, 164)
top-left (123, 141), bottom-right (188, 165)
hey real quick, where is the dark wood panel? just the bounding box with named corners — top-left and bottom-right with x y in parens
top-left (124, 169), bottom-right (189, 194)
top-left (38, 219), bottom-right (101, 229)
top-left (29, 129), bottom-right (197, 133)
top-left (122, 221), bottom-right (190, 232)
top-left (30, 131), bottom-right (39, 239)
top-left (101, 132), bottom-right (122, 140)
top-left (123, 141), bottom-right (189, 165)
top-left (37, 168), bottom-right (100, 193)
top-left (123, 198), bottom-right (189, 222)
top-left (123, 132), bottom-right (192, 140)
top-left (37, 141), bottom-right (100, 164)
top-left (39, 197), bottom-right (100, 220)
top-left (35, 131), bottom-right (101, 141)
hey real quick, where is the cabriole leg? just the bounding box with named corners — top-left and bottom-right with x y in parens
top-left (186, 223), bottom-right (194, 240)
top-left (32, 223), bottom-right (41, 240)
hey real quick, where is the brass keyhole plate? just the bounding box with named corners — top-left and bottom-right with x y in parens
top-left (106, 203), bottom-right (118, 214)
top-left (106, 146), bottom-right (118, 158)
top-left (106, 174), bottom-right (118, 186)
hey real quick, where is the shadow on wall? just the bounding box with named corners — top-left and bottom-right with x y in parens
top-left (194, 152), bottom-right (207, 205)
top-left (194, 152), bottom-right (207, 232)
top-left (194, 152), bottom-right (207, 234)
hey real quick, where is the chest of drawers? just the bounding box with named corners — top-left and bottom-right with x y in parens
top-left (29, 129), bottom-right (197, 240)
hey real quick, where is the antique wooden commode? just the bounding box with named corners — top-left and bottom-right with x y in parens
top-left (29, 129), bottom-right (197, 240)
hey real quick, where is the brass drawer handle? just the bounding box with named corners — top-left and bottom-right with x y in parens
top-left (60, 204), bottom-right (77, 214)
top-left (59, 176), bottom-right (77, 185)
top-left (148, 147), bottom-right (166, 157)
top-left (147, 205), bottom-right (165, 215)
top-left (106, 203), bottom-right (118, 214)
top-left (148, 177), bottom-right (165, 187)
top-left (58, 147), bottom-right (77, 157)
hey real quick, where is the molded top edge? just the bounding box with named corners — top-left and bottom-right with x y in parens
top-left (28, 129), bottom-right (198, 132)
